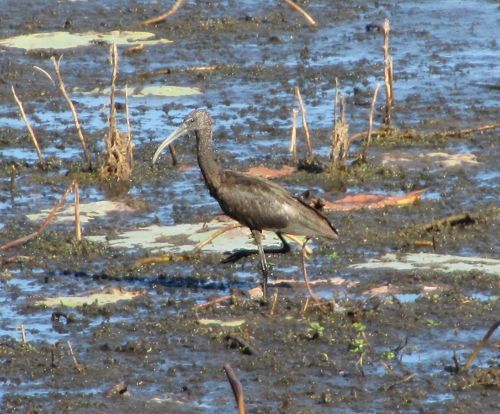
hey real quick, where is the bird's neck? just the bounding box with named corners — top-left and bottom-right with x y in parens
top-left (195, 128), bottom-right (222, 191)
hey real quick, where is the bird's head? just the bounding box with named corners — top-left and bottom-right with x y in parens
top-left (152, 109), bottom-right (212, 164)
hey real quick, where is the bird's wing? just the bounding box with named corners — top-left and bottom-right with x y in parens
top-left (215, 171), bottom-right (338, 239)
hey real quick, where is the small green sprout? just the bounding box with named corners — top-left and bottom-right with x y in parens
top-left (306, 322), bottom-right (325, 339)
top-left (349, 338), bottom-right (367, 353)
top-left (426, 319), bottom-right (441, 328)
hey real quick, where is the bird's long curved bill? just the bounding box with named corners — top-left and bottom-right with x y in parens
top-left (152, 123), bottom-right (189, 164)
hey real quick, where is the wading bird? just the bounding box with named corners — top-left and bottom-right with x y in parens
top-left (153, 109), bottom-right (338, 298)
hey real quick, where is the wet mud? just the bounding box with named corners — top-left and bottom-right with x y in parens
top-left (0, 0), bottom-right (499, 413)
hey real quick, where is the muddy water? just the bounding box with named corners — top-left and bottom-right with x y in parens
top-left (0, 0), bottom-right (499, 413)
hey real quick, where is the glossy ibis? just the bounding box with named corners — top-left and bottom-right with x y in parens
top-left (153, 109), bottom-right (338, 298)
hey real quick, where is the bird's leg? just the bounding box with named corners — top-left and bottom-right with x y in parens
top-left (251, 229), bottom-right (269, 299)
top-left (221, 232), bottom-right (290, 264)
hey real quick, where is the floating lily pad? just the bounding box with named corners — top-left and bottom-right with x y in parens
top-left (74, 84), bottom-right (201, 98)
top-left (197, 319), bottom-right (245, 327)
top-left (0, 31), bottom-right (171, 50)
top-left (35, 288), bottom-right (142, 308)
top-left (350, 253), bottom-right (500, 276)
top-left (86, 219), bottom-right (291, 254)
top-left (27, 200), bottom-right (136, 224)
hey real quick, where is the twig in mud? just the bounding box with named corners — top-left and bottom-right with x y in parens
top-left (383, 373), bottom-right (416, 391)
top-left (281, 0), bottom-right (317, 26)
top-left (105, 381), bottom-right (131, 398)
top-left (74, 181), bottom-right (82, 241)
top-left (51, 56), bottom-right (92, 170)
top-left (358, 83), bottom-right (381, 162)
top-left (195, 294), bottom-right (233, 309)
top-left (302, 296), bottom-right (310, 313)
top-left (33, 65), bottom-right (55, 86)
top-left (67, 340), bottom-right (82, 372)
top-left (290, 108), bottom-right (299, 163)
top-left (225, 334), bottom-right (259, 356)
top-left (193, 223), bottom-right (243, 252)
top-left (294, 86), bottom-right (313, 157)
top-left (143, 0), bottom-right (186, 25)
top-left (11, 86), bottom-right (44, 164)
top-left (132, 252), bottom-right (197, 268)
top-left (20, 324), bottom-right (27, 344)
top-left (422, 212), bottom-right (475, 232)
top-left (382, 19), bottom-right (394, 127)
top-left (269, 289), bottom-right (279, 316)
top-left (51, 342), bottom-right (60, 368)
top-left (463, 320), bottom-right (500, 371)
top-left (435, 123), bottom-right (500, 138)
top-left (223, 363), bottom-right (247, 414)
top-left (0, 180), bottom-right (76, 251)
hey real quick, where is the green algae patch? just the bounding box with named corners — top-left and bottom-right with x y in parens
top-left (74, 84), bottom-right (201, 98)
top-left (197, 319), bottom-right (246, 327)
top-left (350, 253), bottom-right (500, 276)
top-left (0, 31), bottom-right (171, 50)
top-left (35, 288), bottom-right (142, 308)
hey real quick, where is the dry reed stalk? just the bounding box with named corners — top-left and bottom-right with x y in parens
top-left (51, 56), bottom-right (92, 170)
top-left (11, 86), bottom-right (44, 163)
top-left (281, 0), bottom-right (317, 26)
top-left (463, 320), bottom-right (500, 371)
top-left (359, 83), bottom-right (381, 162)
top-left (269, 290), bottom-right (279, 316)
top-left (223, 363), bottom-right (247, 414)
top-left (290, 108), bottom-right (299, 162)
top-left (124, 84), bottom-right (134, 167)
top-left (144, 0), bottom-right (186, 25)
top-left (330, 84), bottom-right (349, 167)
top-left (0, 180), bottom-right (76, 251)
top-left (67, 340), bottom-right (82, 372)
top-left (21, 324), bottom-right (27, 343)
top-left (193, 223), bottom-right (243, 252)
top-left (294, 86), bottom-right (313, 156)
top-left (382, 19), bottom-right (394, 127)
top-left (100, 43), bottom-right (134, 181)
top-left (74, 181), bottom-right (82, 241)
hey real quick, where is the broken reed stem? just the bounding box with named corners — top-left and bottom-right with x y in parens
top-left (67, 340), bottom-right (82, 372)
top-left (124, 83), bottom-right (134, 167)
top-left (463, 320), bottom-right (500, 371)
top-left (51, 56), bottom-right (92, 170)
top-left (74, 181), bottom-right (82, 241)
top-left (294, 86), bottom-right (313, 157)
top-left (359, 83), bottom-right (381, 162)
top-left (21, 324), bottom-right (27, 344)
top-left (11, 86), bottom-right (44, 163)
top-left (0, 180), bottom-right (76, 251)
top-left (223, 363), bottom-right (247, 414)
top-left (382, 19), bottom-right (394, 127)
top-left (144, 0), bottom-right (186, 25)
top-left (290, 108), bottom-right (299, 162)
top-left (281, 0), bottom-right (317, 26)
top-left (330, 82), bottom-right (349, 167)
top-left (269, 289), bottom-right (279, 316)
top-left (109, 43), bottom-right (119, 131)
top-left (193, 223), bottom-right (243, 252)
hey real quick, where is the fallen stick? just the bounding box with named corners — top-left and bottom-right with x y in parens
top-left (422, 212), bottom-right (475, 231)
top-left (67, 340), bottom-right (83, 372)
top-left (0, 180), bottom-right (76, 251)
top-left (193, 223), bottom-right (243, 252)
top-left (223, 363), bottom-right (247, 414)
top-left (281, 0), bottom-right (317, 26)
top-left (294, 86), bottom-right (313, 157)
top-left (463, 320), bottom-right (500, 371)
top-left (51, 56), bottom-right (92, 170)
top-left (194, 294), bottom-right (233, 309)
top-left (143, 0), bottom-right (186, 25)
top-left (436, 123), bottom-right (500, 138)
top-left (299, 239), bottom-right (326, 310)
top-left (11, 86), bottom-right (44, 163)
